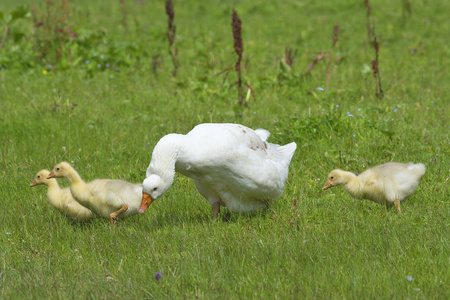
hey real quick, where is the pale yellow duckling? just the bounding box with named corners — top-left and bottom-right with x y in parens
top-left (323, 162), bottom-right (426, 213)
top-left (30, 169), bottom-right (93, 221)
top-left (47, 162), bottom-right (142, 223)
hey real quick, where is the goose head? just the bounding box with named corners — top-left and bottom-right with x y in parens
top-left (47, 162), bottom-right (72, 179)
top-left (30, 169), bottom-right (51, 187)
top-left (139, 174), bottom-right (170, 214)
top-left (323, 169), bottom-right (348, 190)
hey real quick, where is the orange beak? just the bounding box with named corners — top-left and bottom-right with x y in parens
top-left (139, 193), bottom-right (153, 214)
top-left (30, 180), bottom-right (37, 187)
top-left (323, 180), bottom-right (332, 190)
top-left (47, 171), bottom-right (55, 179)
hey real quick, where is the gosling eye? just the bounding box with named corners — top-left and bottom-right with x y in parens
top-left (153, 187), bottom-right (157, 191)
top-left (330, 176), bottom-right (334, 180)
top-left (56, 168), bottom-right (60, 171)
top-left (37, 175), bottom-right (40, 179)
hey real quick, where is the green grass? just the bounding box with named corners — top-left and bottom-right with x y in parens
top-left (0, 0), bottom-right (449, 298)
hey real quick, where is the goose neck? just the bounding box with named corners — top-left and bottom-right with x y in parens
top-left (148, 134), bottom-right (183, 180)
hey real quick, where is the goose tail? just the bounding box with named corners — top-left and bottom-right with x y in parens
top-left (255, 128), bottom-right (270, 142)
top-left (279, 142), bottom-right (297, 165)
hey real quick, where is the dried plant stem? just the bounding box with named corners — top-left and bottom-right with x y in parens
top-left (231, 9), bottom-right (246, 107)
top-left (371, 36), bottom-right (383, 98)
top-left (326, 24), bottom-right (339, 90)
top-left (284, 47), bottom-right (298, 67)
top-left (307, 52), bottom-right (326, 72)
top-left (165, 0), bottom-right (178, 77)
top-left (0, 25), bottom-right (8, 48)
top-left (119, 0), bottom-right (128, 30)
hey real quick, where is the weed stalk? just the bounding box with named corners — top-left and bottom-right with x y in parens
top-left (165, 0), bottom-right (178, 77)
top-left (231, 9), bottom-right (246, 107)
top-left (371, 36), bottom-right (383, 98)
top-left (307, 52), bottom-right (326, 72)
top-left (326, 24), bottom-right (339, 90)
top-left (119, 0), bottom-right (128, 30)
top-left (284, 47), bottom-right (298, 67)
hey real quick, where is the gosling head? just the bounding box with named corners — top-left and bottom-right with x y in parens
top-left (30, 169), bottom-right (51, 187)
top-left (47, 162), bottom-right (73, 179)
top-left (323, 169), bottom-right (347, 190)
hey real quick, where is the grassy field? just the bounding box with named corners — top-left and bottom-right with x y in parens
top-left (0, 0), bottom-right (448, 298)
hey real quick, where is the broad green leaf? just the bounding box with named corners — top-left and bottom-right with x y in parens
top-left (10, 5), bottom-right (30, 23)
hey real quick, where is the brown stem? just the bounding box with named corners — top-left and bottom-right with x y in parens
top-left (0, 25), bottom-right (9, 48)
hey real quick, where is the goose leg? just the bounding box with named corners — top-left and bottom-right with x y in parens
top-left (194, 179), bottom-right (221, 221)
top-left (212, 202), bottom-right (220, 221)
top-left (110, 204), bottom-right (129, 224)
top-left (394, 200), bottom-right (401, 214)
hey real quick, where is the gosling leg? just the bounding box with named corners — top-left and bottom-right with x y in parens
top-left (110, 204), bottom-right (129, 224)
top-left (212, 202), bottom-right (220, 221)
top-left (394, 200), bottom-right (401, 214)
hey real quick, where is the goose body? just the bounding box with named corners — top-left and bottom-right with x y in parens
top-left (140, 123), bottom-right (297, 219)
top-left (323, 162), bottom-right (426, 213)
top-left (30, 169), bottom-right (93, 221)
top-left (48, 162), bottom-right (142, 223)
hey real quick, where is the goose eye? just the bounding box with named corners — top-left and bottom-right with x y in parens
top-left (153, 187), bottom-right (157, 191)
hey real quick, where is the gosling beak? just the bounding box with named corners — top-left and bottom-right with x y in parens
top-left (30, 180), bottom-right (37, 187)
top-left (323, 180), bottom-right (332, 190)
top-left (47, 171), bottom-right (55, 179)
top-left (139, 193), bottom-right (153, 214)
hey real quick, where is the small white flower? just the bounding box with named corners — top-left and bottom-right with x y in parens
top-left (317, 87), bottom-right (324, 91)
top-left (62, 146), bottom-right (66, 151)
top-left (406, 275), bottom-right (413, 281)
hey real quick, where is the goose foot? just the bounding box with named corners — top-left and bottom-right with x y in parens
top-left (109, 204), bottom-right (129, 224)
top-left (212, 202), bottom-right (220, 221)
top-left (394, 200), bottom-right (401, 214)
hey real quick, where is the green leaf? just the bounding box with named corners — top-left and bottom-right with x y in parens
top-left (12, 31), bottom-right (25, 42)
top-left (10, 5), bottom-right (30, 23)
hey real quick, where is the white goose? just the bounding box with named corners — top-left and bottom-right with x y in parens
top-left (48, 162), bottom-right (142, 223)
top-left (139, 123), bottom-right (297, 219)
top-left (323, 162), bottom-right (426, 213)
top-left (30, 169), bottom-right (93, 221)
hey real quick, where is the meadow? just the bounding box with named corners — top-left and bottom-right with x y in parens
top-left (0, 0), bottom-right (448, 298)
